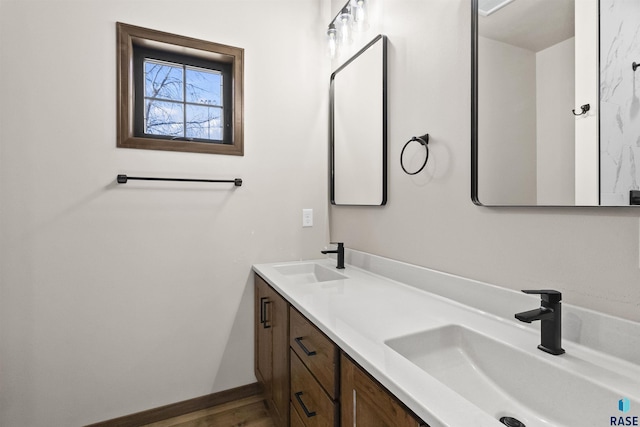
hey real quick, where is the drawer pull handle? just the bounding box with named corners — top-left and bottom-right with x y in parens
top-left (261, 298), bottom-right (272, 329)
top-left (294, 391), bottom-right (317, 418)
top-left (259, 297), bottom-right (268, 324)
top-left (294, 337), bottom-right (317, 356)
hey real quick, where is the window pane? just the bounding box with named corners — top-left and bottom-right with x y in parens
top-left (186, 105), bottom-right (223, 140)
top-left (144, 60), bottom-right (184, 101)
top-left (145, 99), bottom-right (184, 137)
top-left (186, 67), bottom-right (222, 106)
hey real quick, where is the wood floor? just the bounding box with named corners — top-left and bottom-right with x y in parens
top-left (141, 395), bottom-right (275, 427)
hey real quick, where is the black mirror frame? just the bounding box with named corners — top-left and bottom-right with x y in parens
top-left (471, 0), bottom-right (480, 205)
top-left (330, 34), bottom-right (388, 206)
top-left (470, 0), bottom-right (639, 208)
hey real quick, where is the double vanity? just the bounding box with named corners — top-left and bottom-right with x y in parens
top-left (253, 249), bottom-right (640, 427)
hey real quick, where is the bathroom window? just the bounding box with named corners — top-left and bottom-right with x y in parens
top-left (137, 53), bottom-right (231, 143)
top-left (117, 22), bottom-right (244, 155)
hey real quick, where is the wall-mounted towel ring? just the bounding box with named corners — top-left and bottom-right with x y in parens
top-left (400, 134), bottom-right (429, 175)
top-left (572, 104), bottom-right (590, 116)
top-left (633, 62), bottom-right (639, 72)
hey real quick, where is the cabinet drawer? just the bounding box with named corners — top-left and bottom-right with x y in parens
top-left (291, 404), bottom-right (306, 427)
top-left (290, 307), bottom-right (339, 399)
top-left (291, 350), bottom-right (338, 427)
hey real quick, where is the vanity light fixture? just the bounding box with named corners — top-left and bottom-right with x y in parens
top-left (326, 0), bottom-right (369, 59)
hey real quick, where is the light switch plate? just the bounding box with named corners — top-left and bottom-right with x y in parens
top-left (302, 209), bottom-right (313, 227)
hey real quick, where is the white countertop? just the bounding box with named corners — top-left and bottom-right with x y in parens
top-left (253, 251), bottom-right (640, 427)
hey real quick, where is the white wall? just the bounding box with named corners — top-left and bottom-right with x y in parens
top-left (0, 0), bottom-right (329, 425)
top-left (330, 0), bottom-right (640, 323)
top-left (478, 36), bottom-right (537, 205)
top-left (536, 37), bottom-right (575, 205)
top-left (575, 0), bottom-right (599, 205)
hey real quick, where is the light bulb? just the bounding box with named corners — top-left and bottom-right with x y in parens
top-left (353, 0), bottom-right (368, 32)
top-left (338, 7), bottom-right (352, 46)
top-left (327, 24), bottom-right (338, 58)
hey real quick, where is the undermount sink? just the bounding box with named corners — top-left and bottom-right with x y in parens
top-left (273, 263), bottom-right (346, 284)
top-left (385, 325), bottom-right (636, 427)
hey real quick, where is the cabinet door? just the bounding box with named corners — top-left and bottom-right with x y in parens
top-left (255, 275), bottom-right (272, 392)
top-left (341, 353), bottom-right (424, 427)
top-left (270, 283), bottom-right (290, 427)
top-left (254, 274), bottom-right (289, 427)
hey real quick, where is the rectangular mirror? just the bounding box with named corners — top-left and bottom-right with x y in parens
top-left (330, 34), bottom-right (387, 206)
top-left (472, 0), bottom-right (640, 206)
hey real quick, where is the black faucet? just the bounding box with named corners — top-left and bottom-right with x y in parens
top-left (321, 242), bottom-right (344, 269)
top-left (515, 290), bottom-right (565, 355)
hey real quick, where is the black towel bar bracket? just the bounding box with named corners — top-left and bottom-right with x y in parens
top-left (633, 62), bottom-right (638, 72)
top-left (116, 174), bottom-right (242, 186)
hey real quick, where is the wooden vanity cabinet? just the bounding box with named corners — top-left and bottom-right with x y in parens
top-left (255, 272), bottom-right (426, 427)
top-left (341, 353), bottom-right (426, 427)
top-left (255, 274), bottom-right (289, 427)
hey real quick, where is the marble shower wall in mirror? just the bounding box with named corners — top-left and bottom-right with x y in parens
top-left (600, 0), bottom-right (640, 205)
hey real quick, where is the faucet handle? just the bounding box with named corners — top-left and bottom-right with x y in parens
top-left (329, 242), bottom-right (343, 247)
top-left (522, 289), bottom-right (562, 303)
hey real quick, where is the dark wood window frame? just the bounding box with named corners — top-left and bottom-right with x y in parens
top-left (117, 22), bottom-right (244, 156)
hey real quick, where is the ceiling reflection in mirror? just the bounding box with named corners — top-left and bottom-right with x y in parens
top-left (472, 0), bottom-right (640, 206)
